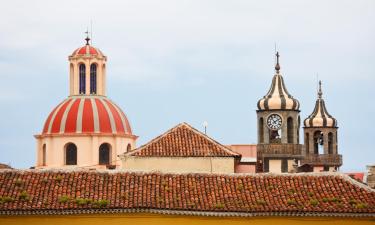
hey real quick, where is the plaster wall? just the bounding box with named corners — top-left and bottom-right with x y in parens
top-left (122, 156), bottom-right (235, 173)
top-left (235, 164), bottom-right (256, 173)
top-left (35, 135), bottom-right (136, 169)
top-left (269, 160), bottom-right (282, 173)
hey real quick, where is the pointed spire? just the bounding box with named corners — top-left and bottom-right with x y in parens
top-left (275, 51), bottom-right (280, 73)
top-left (318, 80), bottom-right (323, 99)
top-left (85, 30), bottom-right (90, 45)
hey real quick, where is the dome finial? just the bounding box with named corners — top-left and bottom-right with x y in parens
top-left (318, 80), bottom-right (323, 99)
top-left (85, 30), bottom-right (90, 45)
top-left (275, 51), bottom-right (280, 73)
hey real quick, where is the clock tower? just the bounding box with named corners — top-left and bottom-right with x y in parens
top-left (256, 52), bottom-right (303, 173)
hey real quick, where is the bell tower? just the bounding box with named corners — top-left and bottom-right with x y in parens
top-left (256, 52), bottom-right (303, 173)
top-left (301, 81), bottom-right (342, 172)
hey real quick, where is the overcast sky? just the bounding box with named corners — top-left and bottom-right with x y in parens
top-left (0, 0), bottom-right (374, 171)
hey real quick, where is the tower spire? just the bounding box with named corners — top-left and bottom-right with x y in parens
top-left (318, 80), bottom-right (323, 99)
top-left (275, 51), bottom-right (280, 73)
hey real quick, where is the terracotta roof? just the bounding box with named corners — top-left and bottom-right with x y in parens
top-left (0, 170), bottom-right (374, 217)
top-left (0, 164), bottom-right (12, 170)
top-left (126, 123), bottom-right (240, 157)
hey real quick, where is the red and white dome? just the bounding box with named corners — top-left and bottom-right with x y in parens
top-left (71, 45), bottom-right (104, 57)
top-left (42, 96), bottom-right (132, 135)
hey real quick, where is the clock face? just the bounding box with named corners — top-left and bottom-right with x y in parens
top-left (267, 114), bottom-right (282, 130)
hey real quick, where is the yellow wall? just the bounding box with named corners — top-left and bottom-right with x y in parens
top-left (0, 213), bottom-right (373, 225)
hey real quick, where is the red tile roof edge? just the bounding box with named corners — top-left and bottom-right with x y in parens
top-left (124, 122), bottom-right (241, 157)
top-left (0, 169), bottom-right (373, 190)
top-left (1, 169), bottom-right (374, 217)
top-left (1, 208), bottom-right (375, 218)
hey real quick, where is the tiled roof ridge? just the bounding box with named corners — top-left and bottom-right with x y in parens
top-left (180, 122), bottom-right (241, 157)
top-left (1, 169), bottom-right (373, 192)
top-left (123, 122), bottom-right (188, 156)
top-left (125, 122), bottom-right (240, 157)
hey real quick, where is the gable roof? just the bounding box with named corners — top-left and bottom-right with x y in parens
top-left (125, 122), bottom-right (240, 157)
top-left (0, 170), bottom-right (374, 217)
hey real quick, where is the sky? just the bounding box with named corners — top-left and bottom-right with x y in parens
top-left (0, 0), bottom-right (374, 171)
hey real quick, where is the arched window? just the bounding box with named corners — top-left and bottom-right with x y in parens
top-left (259, 118), bottom-right (264, 143)
top-left (99, 143), bottom-right (111, 165)
top-left (127, 144), bottom-right (132, 152)
top-left (305, 133), bottom-right (309, 154)
top-left (90, 64), bottom-right (97, 94)
top-left (328, 132), bottom-right (333, 154)
top-left (42, 144), bottom-right (46, 166)
top-left (79, 64), bottom-right (86, 94)
top-left (65, 143), bottom-right (77, 165)
top-left (313, 131), bottom-right (323, 154)
top-left (287, 117), bottom-right (294, 143)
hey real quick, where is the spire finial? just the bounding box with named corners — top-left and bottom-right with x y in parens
top-left (85, 30), bottom-right (90, 45)
top-left (275, 51), bottom-right (280, 73)
top-left (318, 80), bottom-right (323, 99)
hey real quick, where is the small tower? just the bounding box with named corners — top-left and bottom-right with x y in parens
top-left (256, 52), bottom-right (303, 173)
top-left (68, 34), bottom-right (107, 96)
top-left (301, 81), bottom-right (342, 172)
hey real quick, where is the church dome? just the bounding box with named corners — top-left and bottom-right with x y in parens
top-left (257, 52), bottom-right (300, 111)
top-left (42, 96), bottom-right (133, 135)
top-left (304, 81), bottom-right (337, 128)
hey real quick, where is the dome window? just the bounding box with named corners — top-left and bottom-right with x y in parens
top-left (79, 64), bottom-right (86, 94)
top-left (65, 143), bottom-right (77, 165)
top-left (90, 64), bottom-right (97, 94)
top-left (42, 144), bottom-right (46, 166)
top-left (99, 143), bottom-right (111, 165)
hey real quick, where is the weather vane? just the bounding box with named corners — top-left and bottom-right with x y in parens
top-left (85, 30), bottom-right (90, 45)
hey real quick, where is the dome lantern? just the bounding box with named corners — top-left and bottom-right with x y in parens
top-left (68, 36), bottom-right (107, 96)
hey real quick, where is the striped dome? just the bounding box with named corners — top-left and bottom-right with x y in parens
top-left (42, 96), bottom-right (132, 135)
top-left (304, 81), bottom-right (337, 128)
top-left (257, 52), bottom-right (300, 111)
top-left (71, 45), bottom-right (104, 57)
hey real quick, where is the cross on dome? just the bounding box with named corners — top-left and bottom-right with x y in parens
top-left (318, 80), bottom-right (323, 99)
